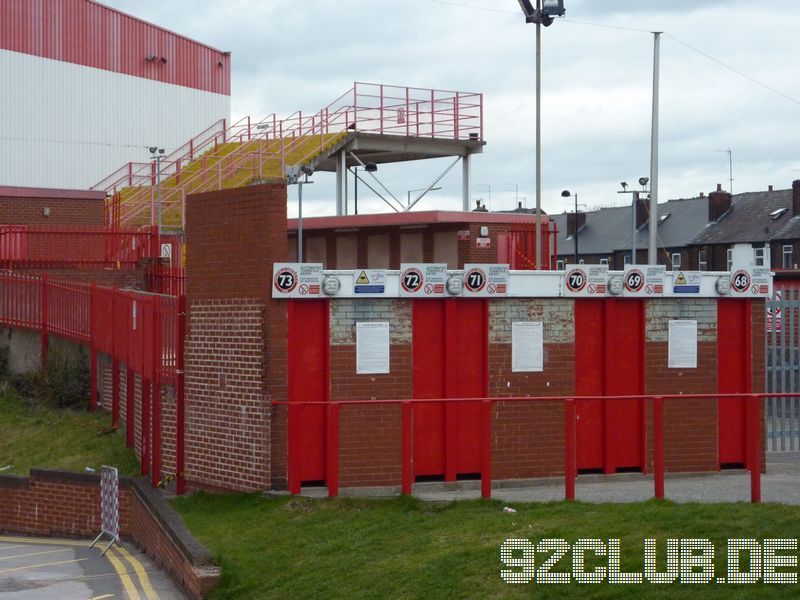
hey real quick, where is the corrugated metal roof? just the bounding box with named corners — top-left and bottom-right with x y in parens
top-left (691, 189), bottom-right (793, 245)
top-left (0, 0), bottom-right (230, 95)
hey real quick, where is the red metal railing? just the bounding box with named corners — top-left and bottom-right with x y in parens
top-left (276, 392), bottom-right (774, 504)
top-left (0, 272), bottom-right (186, 494)
top-left (98, 82), bottom-right (484, 228)
top-left (0, 226), bottom-right (158, 270)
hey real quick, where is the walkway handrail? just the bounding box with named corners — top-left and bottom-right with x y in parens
top-left (276, 392), bottom-right (776, 504)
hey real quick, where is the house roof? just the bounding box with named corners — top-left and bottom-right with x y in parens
top-left (551, 196), bottom-right (709, 256)
top-left (691, 189), bottom-right (793, 245)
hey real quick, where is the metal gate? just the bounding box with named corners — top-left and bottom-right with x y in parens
top-left (766, 288), bottom-right (800, 451)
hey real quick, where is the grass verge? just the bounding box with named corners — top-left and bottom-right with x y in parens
top-left (0, 386), bottom-right (138, 476)
top-left (172, 492), bottom-right (800, 599)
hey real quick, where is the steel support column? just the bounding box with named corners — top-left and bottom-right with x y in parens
top-left (335, 150), bottom-right (346, 216)
top-left (462, 154), bottom-right (471, 212)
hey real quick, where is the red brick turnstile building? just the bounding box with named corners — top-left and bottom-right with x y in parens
top-left (182, 184), bottom-right (767, 493)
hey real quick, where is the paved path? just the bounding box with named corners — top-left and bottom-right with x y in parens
top-left (0, 536), bottom-right (185, 599)
top-left (304, 453), bottom-right (800, 505)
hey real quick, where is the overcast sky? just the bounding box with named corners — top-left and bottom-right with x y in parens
top-left (104, 0), bottom-right (800, 217)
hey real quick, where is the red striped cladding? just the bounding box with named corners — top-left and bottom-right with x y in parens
top-left (0, 0), bottom-right (230, 95)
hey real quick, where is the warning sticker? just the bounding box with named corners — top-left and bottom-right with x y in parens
top-left (399, 263), bottom-right (447, 298)
top-left (272, 263), bottom-right (323, 298)
top-left (563, 264), bottom-right (608, 297)
top-left (624, 265), bottom-right (666, 297)
top-left (353, 269), bottom-right (387, 295)
top-left (673, 271), bottom-right (701, 294)
top-left (731, 267), bottom-right (771, 297)
top-left (463, 264), bottom-right (509, 297)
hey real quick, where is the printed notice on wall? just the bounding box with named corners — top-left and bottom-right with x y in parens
top-left (356, 322), bottom-right (390, 374)
top-left (512, 321), bottom-right (544, 372)
top-left (668, 319), bottom-right (697, 369)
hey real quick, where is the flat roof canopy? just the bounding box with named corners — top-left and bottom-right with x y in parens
top-left (313, 132), bottom-right (485, 171)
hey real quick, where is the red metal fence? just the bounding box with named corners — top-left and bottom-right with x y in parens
top-left (0, 225), bottom-right (158, 270)
top-left (0, 272), bottom-right (186, 494)
top-left (276, 392), bottom-right (777, 504)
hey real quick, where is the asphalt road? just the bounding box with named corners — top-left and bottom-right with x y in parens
top-left (0, 536), bottom-right (185, 599)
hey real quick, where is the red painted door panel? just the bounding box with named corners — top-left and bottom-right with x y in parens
top-left (288, 300), bottom-right (328, 483)
top-left (718, 300), bottom-right (748, 466)
top-left (412, 300), bottom-right (446, 476)
top-left (604, 299), bottom-right (644, 472)
top-left (574, 300), bottom-right (605, 471)
top-left (412, 299), bottom-right (488, 480)
top-left (445, 299), bottom-right (487, 478)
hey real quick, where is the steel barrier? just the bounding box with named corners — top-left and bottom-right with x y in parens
top-left (275, 392), bottom-right (783, 504)
top-left (0, 225), bottom-right (158, 270)
top-left (0, 271), bottom-right (186, 494)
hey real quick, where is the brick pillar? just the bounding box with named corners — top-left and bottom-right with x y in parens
top-left (184, 183), bottom-right (287, 492)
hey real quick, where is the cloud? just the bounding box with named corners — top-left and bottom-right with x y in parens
top-left (101, 0), bottom-right (800, 217)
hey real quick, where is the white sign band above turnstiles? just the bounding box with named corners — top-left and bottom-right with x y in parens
top-left (270, 264), bottom-right (774, 300)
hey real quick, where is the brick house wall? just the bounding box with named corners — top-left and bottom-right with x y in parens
top-left (0, 187), bottom-right (106, 226)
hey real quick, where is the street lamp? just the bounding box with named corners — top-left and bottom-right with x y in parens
top-left (618, 178), bottom-right (650, 266)
top-left (561, 190), bottom-right (579, 263)
top-left (286, 165), bottom-right (315, 262)
top-left (407, 186), bottom-right (442, 208)
top-left (350, 162), bottom-right (377, 215)
top-left (149, 146), bottom-right (165, 232)
top-left (517, 0), bottom-right (565, 269)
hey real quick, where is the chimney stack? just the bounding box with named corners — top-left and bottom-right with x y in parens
top-left (708, 183), bottom-right (732, 222)
top-left (700, 192), bottom-right (705, 198)
top-left (793, 180), bottom-right (800, 217)
top-left (566, 212), bottom-right (586, 237)
top-left (768, 185), bottom-right (774, 192)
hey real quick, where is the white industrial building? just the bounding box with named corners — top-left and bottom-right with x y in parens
top-left (0, 0), bottom-right (231, 190)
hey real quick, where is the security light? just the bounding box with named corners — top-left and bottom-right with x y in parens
top-left (561, 190), bottom-right (571, 198)
top-left (149, 146), bottom-right (158, 154)
top-left (541, 0), bottom-right (566, 17)
top-left (301, 165), bottom-right (314, 176)
top-left (639, 177), bottom-right (649, 187)
top-left (364, 163), bottom-right (378, 173)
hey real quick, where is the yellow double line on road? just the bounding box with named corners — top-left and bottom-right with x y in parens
top-left (0, 535), bottom-right (160, 599)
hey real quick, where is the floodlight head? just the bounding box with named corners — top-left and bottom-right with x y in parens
top-left (301, 165), bottom-right (314, 177)
top-left (621, 182), bottom-right (628, 191)
top-left (561, 190), bottom-right (571, 198)
top-left (639, 177), bottom-right (649, 187)
top-left (365, 162), bottom-right (378, 173)
top-left (149, 146), bottom-right (158, 154)
top-left (542, 0), bottom-right (566, 18)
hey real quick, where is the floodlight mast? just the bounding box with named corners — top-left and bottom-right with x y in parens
top-left (517, 0), bottom-right (565, 269)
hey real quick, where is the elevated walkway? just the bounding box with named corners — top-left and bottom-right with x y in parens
top-left (93, 82), bottom-right (485, 229)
